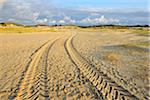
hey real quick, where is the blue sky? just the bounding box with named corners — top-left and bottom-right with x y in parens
top-left (52, 0), bottom-right (148, 8)
top-left (0, 0), bottom-right (149, 25)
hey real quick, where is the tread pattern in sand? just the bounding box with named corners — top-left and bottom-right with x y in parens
top-left (9, 38), bottom-right (58, 99)
top-left (46, 37), bottom-right (103, 100)
top-left (65, 34), bottom-right (139, 100)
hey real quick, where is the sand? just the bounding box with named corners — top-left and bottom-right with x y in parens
top-left (0, 29), bottom-right (149, 100)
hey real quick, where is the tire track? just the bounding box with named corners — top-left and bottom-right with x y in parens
top-left (64, 37), bottom-right (104, 100)
top-left (0, 40), bottom-right (53, 99)
top-left (9, 38), bottom-right (58, 100)
top-left (65, 34), bottom-right (139, 100)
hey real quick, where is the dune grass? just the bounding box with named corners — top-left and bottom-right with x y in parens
top-left (76, 26), bottom-right (149, 34)
top-left (0, 27), bottom-right (62, 33)
top-left (130, 28), bottom-right (149, 35)
top-left (0, 25), bottom-right (149, 34)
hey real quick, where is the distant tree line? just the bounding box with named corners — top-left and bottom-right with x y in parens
top-left (78, 25), bottom-right (149, 28)
top-left (0, 22), bottom-right (149, 28)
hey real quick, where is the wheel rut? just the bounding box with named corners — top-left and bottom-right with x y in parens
top-left (64, 37), bottom-right (104, 100)
top-left (65, 34), bottom-right (139, 100)
top-left (9, 38), bottom-right (59, 100)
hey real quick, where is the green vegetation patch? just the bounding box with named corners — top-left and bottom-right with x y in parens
top-left (130, 28), bottom-right (150, 35)
top-left (0, 27), bottom-right (62, 33)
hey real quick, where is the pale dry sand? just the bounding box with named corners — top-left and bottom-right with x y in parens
top-left (73, 31), bottom-right (149, 99)
top-left (0, 29), bottom-right (149, 100)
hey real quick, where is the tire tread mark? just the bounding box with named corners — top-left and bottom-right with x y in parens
top-left (8, 40), bottom-right (53, 99)
top-left (9, 38), bottom-right (58, 100)
top-left (65, 34), bottom-right (139, 100)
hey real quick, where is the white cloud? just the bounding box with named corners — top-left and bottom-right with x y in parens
top-left (0, 0), bottom-right (6, 9)
top-left (37, 18), bottom-right (48, 24)
top-left (78, 7), bottom-right (148, 13)
top-left (0, 0), bottom-right (41, 22)
top-left (48, 15), bottom-right (76, 24)
top-left (0, 0), bottom-right (6, 4)
top-left (58, 20), bottom-right (65, 24)
top-left (78, 8), bottom-right (115, 13)
top-left (57, 16), bottom-right (76, 24)
top-left (15, 3), bottom-right (30, 10)
top-left (49, 20), bottom-right (56, 23)
top-left (81, 15), bottom-right (119, 24)
top-left (47, 15), bottom-right (119, 25)
top-left (32, 12), bottom-right (39, 21)
top-left (8, 18), bottom-right (15, 22)
top-left (63, 16), bottom-right (76, 23)
top-left (0, 1), bottom-right (148, 25)
top-left (90, 13), bottom-right (100, 16)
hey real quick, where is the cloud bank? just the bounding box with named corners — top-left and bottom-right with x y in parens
top-left (0, 0), bottom-right (6, 9)
top-left (81, 16), bottom-right (119, 25)
top-left (0, 0), bottom-right (6, 4)
top-left (0, 0), bottom-right (149, 25)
